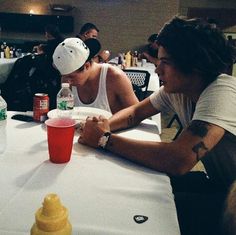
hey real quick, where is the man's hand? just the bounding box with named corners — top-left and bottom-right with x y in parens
top-left (78, 115), bottom-right (111, 148)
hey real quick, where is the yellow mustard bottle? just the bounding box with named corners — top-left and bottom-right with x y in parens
top-left (4, 46), bottom-right (10, 59)
top-left (125, 51), bottom-right (131, 68)
top-left (31, 193), bottom-right (72, 235)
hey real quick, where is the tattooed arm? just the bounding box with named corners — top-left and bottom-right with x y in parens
top-left (79, 118), bottom-right (225, 175)
top-left (169, 120), bottom-right (225, 172)
top-left (108, 97), bottom-right (159, 132)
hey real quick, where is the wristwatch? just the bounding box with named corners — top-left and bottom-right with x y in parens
top-left (98, 132), bottom-right (111, 149)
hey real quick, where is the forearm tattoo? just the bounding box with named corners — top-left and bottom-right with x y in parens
top-left (127, 115), bottom-right (134, 127)
top-left (192, 142), bottom-right (209, 161)
top-left (188, 120), bottom-right (209, 161)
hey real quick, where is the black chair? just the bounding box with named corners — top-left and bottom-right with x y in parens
top-left (123, 69), bottom-right (150, 100)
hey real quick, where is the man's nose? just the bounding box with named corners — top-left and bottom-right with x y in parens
top-left (61, 76), bottom-right (71, 83)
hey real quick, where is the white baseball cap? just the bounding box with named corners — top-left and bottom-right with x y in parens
top-left (53, 37), bottom-right (101, 75)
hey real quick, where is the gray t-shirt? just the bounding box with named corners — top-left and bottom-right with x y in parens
top-left (150, 74), bottom-right (236, 187)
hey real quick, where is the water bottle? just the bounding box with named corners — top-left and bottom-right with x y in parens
top-left (0, 89), bottom-right (7, 154)
top-left (57, 83), bottom-right (74, 118)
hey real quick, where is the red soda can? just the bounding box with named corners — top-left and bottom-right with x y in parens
top-left (33, 93), bottom-right (49, 122)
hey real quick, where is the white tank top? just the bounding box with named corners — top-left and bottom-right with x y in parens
top-left (72, 64), bottom-right (111, 113)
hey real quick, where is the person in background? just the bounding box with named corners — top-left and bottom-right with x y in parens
top-left (34, 24), bottom-right (64, 60)
top-left (223, 181), bottom-right (236, 235)
top-left (226, 35), bottom-right (236, 75)
top-left (53, 38), bottom-right (138, 114)
top-left (78, 16), bottom-right (236, 235)
top-left (141, 33), bottom-right (159, 64)
top-left (207, 17), bottom-right (219, 29)
top-left (76, 22), bottom-right (110, 63)
top-left (76, 22), bottom-right (99, 41)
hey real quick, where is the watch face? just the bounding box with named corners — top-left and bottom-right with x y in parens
top-left (98, 132), bottom-right (111, 149)
top-left (98, 136), bottom-right (108, 148)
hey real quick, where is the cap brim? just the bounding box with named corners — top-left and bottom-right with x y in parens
top-left (84, 38), bottom-right (101, 60)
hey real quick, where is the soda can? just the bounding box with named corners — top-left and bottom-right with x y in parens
top-left (33, 93), bottom-right (49, 122)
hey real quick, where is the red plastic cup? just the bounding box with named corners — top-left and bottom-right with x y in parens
top-left (45, 118), bottom-right (76, 163)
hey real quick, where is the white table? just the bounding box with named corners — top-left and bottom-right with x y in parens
top-left (0, 58), bottom-right (18, 84)
top-left (0, 111), bottom-right (180, 235)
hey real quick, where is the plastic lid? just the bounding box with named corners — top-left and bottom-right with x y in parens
top-left (33, 193), bottom-right (71, 232)
top-left (61, 83), bottom-right (70, 88)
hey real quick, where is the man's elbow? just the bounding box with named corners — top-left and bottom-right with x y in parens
top-left (166, 159), bottom-right (195, 176)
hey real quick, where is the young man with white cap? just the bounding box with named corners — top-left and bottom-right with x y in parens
top-left (53, 38), bottom-right (138, 114)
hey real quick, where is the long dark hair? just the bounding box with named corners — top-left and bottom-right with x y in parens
top-left (156, 16), bottom-right (236, 84)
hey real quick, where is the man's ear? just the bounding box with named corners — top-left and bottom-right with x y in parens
top-left (84, 61), bottom-right (91, 70)
top-left (84, 31), bottom-right (90, 39)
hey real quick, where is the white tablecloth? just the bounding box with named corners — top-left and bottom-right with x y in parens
top-left (0, 111), bottom-right (180, 235)
top-left (0, 58), bottom-right (17, 84)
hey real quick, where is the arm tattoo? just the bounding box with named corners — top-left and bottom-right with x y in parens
top-left (127, 115), bottom-right (134, 127)
top-left (192, 141), bottom-right (209, 161)
top-left (188, 121), bottom-right (210, 161)
top-left (187, 120), bottom-right (209, 137)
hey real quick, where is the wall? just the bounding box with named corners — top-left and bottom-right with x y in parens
top-left (0, 0), bottom-right (179, 56)
top-left (179, 0), bottom-right (236, 16)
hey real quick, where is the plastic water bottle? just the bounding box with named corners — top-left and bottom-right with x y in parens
top-left (0, 89), bottom-right (7, 154)
top-left (57, 83), bottom-right (74, 118)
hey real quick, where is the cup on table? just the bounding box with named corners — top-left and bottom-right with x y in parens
top-left (45, 118), bottom-right (76, 163)
top-left (141, 59), bottom-right (147, 67)
top-left (136, 61), bottom-right (142, 67)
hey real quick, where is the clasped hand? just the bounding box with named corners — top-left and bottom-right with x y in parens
top-left (78, 115), bottom-right (110, 148)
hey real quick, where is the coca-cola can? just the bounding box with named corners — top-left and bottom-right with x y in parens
top-left (33, 93), bottom-right (49, 122)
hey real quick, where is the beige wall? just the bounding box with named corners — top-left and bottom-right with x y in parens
top-left (0, 0), bottom-right (179, 57)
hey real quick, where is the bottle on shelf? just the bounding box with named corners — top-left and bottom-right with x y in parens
top-left (125, 51), bottom-right (131, 68)
top-left (57, 83), bottom-right (74, 118)
top-left (4, 46), bottom-right (10, 59)
top-left (131, 51), bottom-right (138, 67)
top-left (31, 193), bottom-right (72, 235)
top-left (10, 47), bottom-right (14, 58)
top-left (0, 89), bottom-right (7, 154)
top-left (118, 53), bottom-right (124, 69)
top-left (0, 44), bottom-right (4, 58)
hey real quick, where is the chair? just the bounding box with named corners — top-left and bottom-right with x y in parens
top-left (123, 69), bottom-right (150, 100)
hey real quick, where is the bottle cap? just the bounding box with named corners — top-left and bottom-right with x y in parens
top-left (31, 193), bottom-right (72, 234)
